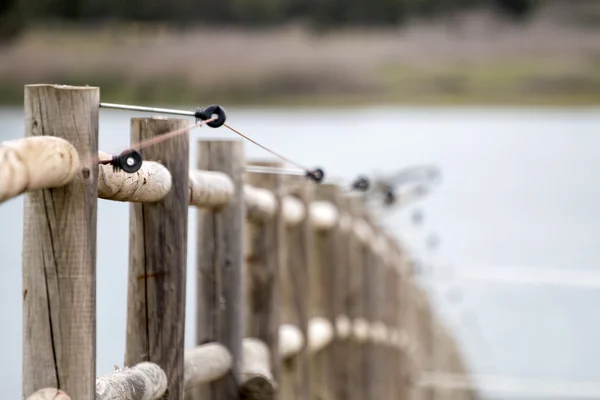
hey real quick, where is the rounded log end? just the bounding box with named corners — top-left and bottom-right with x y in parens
top-left (244, 184), bottom-right (277, 221)
top-left (279, 324), bottom-right (304, 359)
top-left (184, 342), bottom-right (233, 388)
top-left (309, 317), bottom-right (334, 353)
top-left (335, 315), bottom-right (352, 339)
top-left (239, 375), bottom-right (276, 400)
top-left (310, 201), bottom-right (339, 231)
top-left (26, 388), bottom-right (71, 400)
top-left (189, 170), bottom-right (235, 208)
top-left (352, 317), bottom-right (370, 343)
top-left (98, 151), bottom-right (172, 203)
top-left (282, 195), bottom-right (305, 226)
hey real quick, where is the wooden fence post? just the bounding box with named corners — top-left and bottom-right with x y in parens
top-left (362, 220), bottom-right (378, 400)
top-left (281, 177), bottom-right (313, 400)
top-left (333, 196), bottom-right (352, 400)
top-left (381, 235), bottom-right (396, 400)
top-left (344, 194), bottom-right (368, 400)
top-left (244, 161), bottom-right (285, 394)
top-left (195, 139), bottom-right (245, 400)
top-left (311, 184), bottom-right (340, 400)
top-left (126, 117), bottom-right (190, 399)
top-left (22, 84), bottom-right (99, 399)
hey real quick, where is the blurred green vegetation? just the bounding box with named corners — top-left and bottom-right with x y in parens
top-left (0, 0), bottom-right (539, 41)
top-left (1, 0), bottom-right (599, 106)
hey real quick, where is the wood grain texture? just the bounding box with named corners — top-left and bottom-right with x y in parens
top-left (280, 177), bottom-right (313, 400)
top-left (195, 140), bottom-right (245, 400)
top-left (184, 343), bottom-right (233, 390)
top-left (244, 161), bottom-right (284, 394)
top-left (22, 84), bottom-right (99, 399)
top-left (96, 362), bottom-right (168, 400)
top-left (331, 196), bottom-right (352, 400)
top-left (344, 194), bottom-right (368, 400)
top-left (97, 151), bottom-right (172, 203)
top-left (240, 338), bottom-right (276, 400)
top-left (189, 170), bottom-right (235, 209)
top-left (0, 136), bottom-right (80, 204)
top-left (126, 117), bottom-right (189, 400)
top-left (26, 388), bottom-right (71, 400)
top-left (310, 184), bottom-right (340, 400)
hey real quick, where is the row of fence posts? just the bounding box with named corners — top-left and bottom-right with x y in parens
top-left (8, 84), bottom-right (476, 400)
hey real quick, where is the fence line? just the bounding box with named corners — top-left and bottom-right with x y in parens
top-left (8, 84), bottom-right (475, 400)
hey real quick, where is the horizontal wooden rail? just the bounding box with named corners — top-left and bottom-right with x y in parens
top-left (96, 362), bottom-right (168, 400)
top-left (240, 338), bottom-right (277, 399)
top-left (0, 137), bottom-right (378, 250)
top-left (98, 151), bottom-right (172, 203)
top-left (308, 317), bottom-right (335, 354)
top-left (184, 343), bottom-right (233, 390)
top-left (0, 136), bottom-right (80, 204)
top-left (279, 324), bottom-right (304, 359)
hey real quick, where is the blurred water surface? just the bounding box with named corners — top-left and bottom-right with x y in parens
top-left (1, 105), bottom-right (599, 398)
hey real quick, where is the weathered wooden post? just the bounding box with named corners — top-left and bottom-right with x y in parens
top-left (380, 235), bottom-right (396, 400)
top-left (22, 84), bottom-right (99, 399)
top-left (280, 177), bottom-right (313, 400)
top-left (395, 249), bottom-right (413, 400)
top-left (332, 196), bottom-right (352, 400)
top-left (362, 220), bottom-right (378, 400)
top-left (125, 117), bottom-right (190, 399)
top-left (345, 194), bottom-right (368, 400)
top-left (244, 161), bottom-right (285, 394)
top-left (388, 240), bottom-right (406, 400)
top-left (311, 184), bottom-right (340, 400)
top-left (195, 140), bottom-right (245, 400)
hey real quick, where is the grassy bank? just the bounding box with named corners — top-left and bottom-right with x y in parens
top-left (1, 16), bottom-right (599, 107)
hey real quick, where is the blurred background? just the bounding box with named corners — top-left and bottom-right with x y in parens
top-left (1, 0), bottom-right (600, 398)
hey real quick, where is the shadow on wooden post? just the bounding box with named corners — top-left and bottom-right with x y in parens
top-left (244, 160), bottom-right (284, 396)
top-left (195, 140), bottom-right (245, 400)
top-left (311, 184), bottom-right (341, 400)
top-left (22, 84), bottom-right (99, 399)
top-left (280, 176), bottom-right (313, 400)
top-left (126, 117), bottom-right (190, 399)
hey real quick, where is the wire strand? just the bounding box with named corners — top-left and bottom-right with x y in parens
top-left (223, 123), bottom-right (311, 172)
top-left (131, 117), bottom-right (216, 151)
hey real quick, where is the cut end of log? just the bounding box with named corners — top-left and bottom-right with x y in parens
top-left (98, 151), bottom-right (172, 203)
top-left (310, 201), bottom-right (339, 231)
top-left (184, 342), bottom-right (233, 389)
top-left (244, 184), bottom-right (277, 221)
top-left (352, 317), bottom-right (370, 343)
top-left (308, 317), bottom-right (334, 353)
top-left (241, 338), bottom-right (276, 399)
top-left (279, 324), bottom-right (304, 359)
top-left (335, 314), bottom-right (352, 339)
top-left (189, 169), bottom-right (235, 208)
top-left (282, 195), bottom-right (305, 226)
top-left (239, 375), bottom-right (276, 400)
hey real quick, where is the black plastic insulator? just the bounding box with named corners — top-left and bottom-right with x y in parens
top-left (351, 176), bottom-right (370, 191)
top-left (195, 105), bottom-right (227, 128)
top-left (306, 168), bottom-right (325, 183)
top-left (383, 189), bottom-right (396, 206)
top-left (112, 149), bottom-right (143, 173)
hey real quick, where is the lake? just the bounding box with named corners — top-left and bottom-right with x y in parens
top-left (1, 105), bottom-right (599, 398)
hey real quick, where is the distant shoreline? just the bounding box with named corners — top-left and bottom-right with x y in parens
top-left (1, 10), bottom-right (599, 106)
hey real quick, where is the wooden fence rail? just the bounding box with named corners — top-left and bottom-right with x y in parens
top-left (7, 84), bottom-right (475, 400)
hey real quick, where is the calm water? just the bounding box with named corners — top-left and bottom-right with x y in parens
top-left (1, 106), bottom-right (599, 398)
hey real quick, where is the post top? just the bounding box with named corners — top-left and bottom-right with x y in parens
top-left (25, 84), bottom-right (99, 90)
